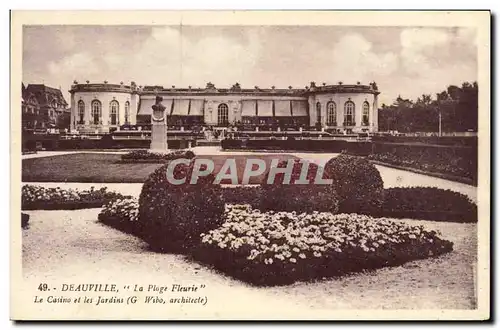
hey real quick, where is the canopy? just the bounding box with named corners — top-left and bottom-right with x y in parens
top-left (241, 100), bottom-right (257, 116)
top-left (291, 100), bottom-right (308, 117)
top-left (189, 99), bottom-right (204, 116)
top-left (274, 101), bottom-right (292, 117)
top-left (137, 98), bottom-right (173, 116)
top-left (172, 99), bottom-right (190, 115)
top-left (257, 100), bottom-right (273, 117)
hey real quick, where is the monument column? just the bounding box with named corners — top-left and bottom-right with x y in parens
top-left (150, 96), bottom-right (168, 152)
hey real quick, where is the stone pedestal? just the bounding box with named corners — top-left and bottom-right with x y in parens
top-left (150, 96), bottom-right (168, 152)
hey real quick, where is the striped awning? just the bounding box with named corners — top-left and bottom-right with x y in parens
top-left (241, 100), bottom-right (257, 116)
top-left (138, 98), bottom-right (173, 116)
top-left (257, 100), bottom-right (273, 117)
top-left (172, 99), bottom-right (190, 115)
top-left (274, 101), bottom-right (292, 117)
top-left (189, 99), bottom-right (204, 116)
top-left (291, 100), bottom-right (308, 117)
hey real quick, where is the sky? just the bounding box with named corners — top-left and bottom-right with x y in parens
top-left (22, 25), bottom-right (478, 106)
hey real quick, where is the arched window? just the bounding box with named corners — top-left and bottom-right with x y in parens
top-left (91, 100), bottom-right (101, 125)
top-left (362, 101), bottom-right (370, 126)
top-left (344, 101), bottom-right (355, 126)
top-left (218, 103), bottom-right (229, 126)
top-left (109, 100), bottom-right (119, 125)
top-left (124, 101), bottom-right (130, 124)
top-left (316, 102), bottom-right (322, 124)
top-left (326, 101), bottom-right (337, 125)
top-left (77, 100), bottom-right (85, 124)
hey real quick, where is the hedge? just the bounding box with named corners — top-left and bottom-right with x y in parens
top-left (377, 187), bottom-right (477, 223)
top-left (22, 213), bottom-right (30, 229)
top-left (221, 138), bottom-right (373, 154)
top-left (260, 159), bottom-right (340, 214)
top-left (120, 149), bottom-right (196, 163)
top-left (324, 154), bottom-right (385, 214)
top-left (137, 158), bottom-right (225, 252)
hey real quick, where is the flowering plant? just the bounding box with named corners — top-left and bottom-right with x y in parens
top-left (121, 149), bottom-right (195, 162)
top-left (99, 197), bottom-right (139, 223)
top-left (21, 185), bottom-right (130, 210)
top-left (195, 204), bottom-right (453, 286)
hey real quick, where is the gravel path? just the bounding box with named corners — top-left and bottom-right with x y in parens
top-left (22, 208), bottom-right (477, 317)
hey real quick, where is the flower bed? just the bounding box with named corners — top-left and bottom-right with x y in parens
top-left (378, 187), bottom-right (477, 223)
top-left (120, 149), bottom-right (196, 163)
top-left (193, 204), bottom-right (454, 286)
top-left (21, 185), bottom-right (131, 210)
top-left (98, 197), bottom-right (141, 235)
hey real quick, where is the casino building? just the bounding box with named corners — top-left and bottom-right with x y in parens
top-left (69, 80), bottom-right (380, 134)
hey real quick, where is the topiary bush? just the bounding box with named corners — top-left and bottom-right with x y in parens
top-left (324, 154), bottom-right (384, 214)
top-left (260, 159), bottom-right (339, 213)
top-left (138, 158), bottom-right (225, 252)
top-left (222, 186), bottom-right (262, 209)
top-left (379, 187), bottom-right (477, 223)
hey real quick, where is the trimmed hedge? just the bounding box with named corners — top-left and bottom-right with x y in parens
top-left (324, 154), bottom-right (385, 214)
top-left (21, 185), bottom-right (131, 210)
top-left (369, 143), bottom-right (477, 183)
top-left (120, 149), bottom-right (196, 163)
top-left (260, 159), bottom-right (340, 213)
top-left (221, 138), bottom-right (373, 154)
top-left (378, 187), bottom-right (477, 223)
top-left (193, 204), bottom-right (454, 286)
top-left (222, 186), bottom-right (262, 209)
top-left (138, 158), bottom-right (225, 252)
top-left (22, 213), bottom-right (30, 229)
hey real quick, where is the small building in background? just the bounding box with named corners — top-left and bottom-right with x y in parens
top-left (22, 83), bottom-right (69, 131)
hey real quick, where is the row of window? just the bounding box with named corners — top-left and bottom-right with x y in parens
top-left (316, 101), bottom-right (370, 126)
top-left (77, 100), bottom-right (131, 125)
top-left (76, 101), bottom-right (370, 127)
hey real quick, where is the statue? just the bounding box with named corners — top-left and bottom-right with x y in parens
top-left (150, 95), bottom-right (168, 152)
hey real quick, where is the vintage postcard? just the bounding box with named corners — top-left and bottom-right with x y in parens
top-left (11, 10), bottom-right (490, 321)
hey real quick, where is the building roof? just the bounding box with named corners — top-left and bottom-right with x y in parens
top-left (25, 84), bottom-right (68, 108)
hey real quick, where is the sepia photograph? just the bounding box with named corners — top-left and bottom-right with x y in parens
top-left (10, 10), bottom-right (490, 321)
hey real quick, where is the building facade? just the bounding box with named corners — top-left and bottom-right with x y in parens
top-left (22, 83), bottom-right (69, 130)
top-left (69, 81), bottom-right (380, 134)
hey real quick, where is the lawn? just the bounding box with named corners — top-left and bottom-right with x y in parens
top-left (22, 152), bottom-right (299, 184)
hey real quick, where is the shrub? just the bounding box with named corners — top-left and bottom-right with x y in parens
top-left (138, 158), bottom-right (225, 252)
top-left (98, 197), bottom-right (141, 235)
top-left (21, 213), bottom-right (29, 229)
top-left (379, 187), bottom-right (477, 223)
top-left (193, 204), bottom-right (454, 286)
top-left (367, 142), bottom-right (477, 183)
top-left (260, 159), bottom-right (339, 213)
top-left (222, 186), bottom-right (261, 209)
top-left (324, 154), bottom-right (384, 214)
top-left (21, 185), bottom-right (130, 210)
top-left (121, 149), bottom-right (196, 163)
